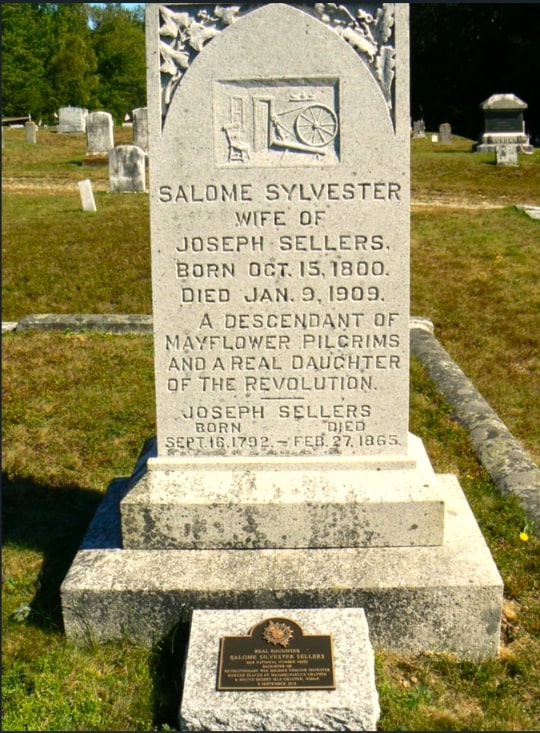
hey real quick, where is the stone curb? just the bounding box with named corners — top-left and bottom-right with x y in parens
top-left (3, 314), bottom-right (538, 528)
top-left (12, 313), bottom-right (153, 334)
top-left (410, 323), bottom-right (540, 529)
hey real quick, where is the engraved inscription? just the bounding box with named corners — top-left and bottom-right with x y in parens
top-left (150, 3), bottom-right (410, 458)
top-left (217, 617), bottom-right (335, 691)
top-left (157, 178), bottom-right (407, 456)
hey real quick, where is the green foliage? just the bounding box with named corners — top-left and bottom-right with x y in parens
top-left (91, 4), bottom-right (146, 122)
top-left (48, 4), bottom-right (99, 112)
top-left (1, 3), bottom-right (145, 124)
top-left (1, 4), bottom-right (56, 119)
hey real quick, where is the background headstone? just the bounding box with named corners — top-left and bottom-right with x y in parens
top-left (496, 144), bottom-right (518, 166)
top-left (86, 111), bottom-right (114, 154)
top-left (413, 118), bottom-right (426, 138)
top-left (439, 122), bottom-right (452, 143)
top-left (78, 179), bottom-right (97, 212)
top-left (477, 93), bottom-right (531, 152)
top-left (133, 107), bottom-right (149, 152)
top-left (109, 145), bottom-right (146, 193)
top-left (25, 120), bottom-right (37, 144)
top-left (58, 106), bottom-right (88, 133)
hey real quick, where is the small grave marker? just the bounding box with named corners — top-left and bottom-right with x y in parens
top-left (78, 179), bottom-right (97, 212)
top-left (25, 121), bottom-right (37, 144)
top-left (439, 122), bottom-right (452, 144)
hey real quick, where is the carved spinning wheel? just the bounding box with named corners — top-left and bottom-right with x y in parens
top-left (294, 104), bottom-right (338, 148)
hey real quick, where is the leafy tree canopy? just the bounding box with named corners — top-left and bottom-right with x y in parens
top-left (1, 3), bottom-right (144, 124)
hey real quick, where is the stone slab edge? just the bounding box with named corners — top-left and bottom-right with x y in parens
top-left (14, 313), bottom-right (152, 334)
top-left (410, 322), bottom-right (540, 528)
top-left (180, 608), bottom-right (379, 732)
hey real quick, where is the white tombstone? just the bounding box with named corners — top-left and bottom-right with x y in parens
top-left (25, 121), bottom-right (37, 144)
top-left (86, 111), bottom-right (114, 154)
top-left (78, 179), bottom-right (97, 212)
top-left (109, 145), bottom-right (146, 193)
top-left (58, 106), bottom-right (88, 133)
top-left (132, 107), bottom-right (149, 152)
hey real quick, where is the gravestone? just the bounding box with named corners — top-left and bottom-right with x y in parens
top-left (25, 120), bottom-right (37, 144)
top-left (83, 111), bottom-right (114, 165)
top-left (133, 107), bottom-right (149, 152)
top-left (181, 608), bottom-right (379, 731)
top-left (78, 179), bottom-right (97, 212)
top-left (109, 145), bottom-right (146, 193)
top-left (477, 93), bottom-right (531, 152)
top-left (496, 144), bottom-right (518, 167)
top-left (62, 3), bottom-right (502, 674)
top-left (58, 106), bottom-right (88, 133)
top-left (412, 118), bottom-right (425, 138)
top-left (439, 122), bottom-right (451, 144)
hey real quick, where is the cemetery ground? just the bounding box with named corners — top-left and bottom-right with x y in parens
top-left (2, 127), bottom-right (539, 731)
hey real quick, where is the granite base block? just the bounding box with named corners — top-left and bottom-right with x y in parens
top-left (61, 472), bottom-right (502, 660)
top-left (180, 608), bottom-right (379, 732)
top-left (121, 436), bottom-right (445, 550)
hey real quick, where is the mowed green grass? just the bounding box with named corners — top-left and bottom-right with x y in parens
top-left (2, 128), bottom-right (540, 730)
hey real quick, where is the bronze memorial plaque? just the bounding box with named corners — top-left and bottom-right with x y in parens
top-left (217, 617), bottom-right (335, 691)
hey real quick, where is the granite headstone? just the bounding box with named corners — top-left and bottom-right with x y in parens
top-left (109, 145), bottom-right (146, 193)
top-left (25, 120), bottom-right (37, 144)
top-left (439, 122), bottom-right (451, 144)
top-left (86, 111), bottom-right (114, 154)
top-left (477, 93), bottom-right (531, 152)
top-left (58, 106), bottom-right (88, 133)
top-left (133, 107), bottom-right (149, 152)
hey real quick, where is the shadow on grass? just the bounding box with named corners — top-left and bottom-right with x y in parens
top-left (2, 472), bottom-right (103, 632)
top-left (150, 618), bottom-right (192, 730)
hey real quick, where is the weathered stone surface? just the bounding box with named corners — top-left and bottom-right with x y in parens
top-left (78, 179), bottom-right (97, 212)
top-left (15, 313), bottom-right (152, 334)
top-left (132, 107), bottom-right (148, 152)
top-left (59, 3), bottom-right (504, 667)
top-left (180, 608), bottom-right (380, 731)
top-left (496, 144), bottom-right (519, 166)
top-left (25, 121), bottom-right (37, 144)
top-left (109, 145), bottom-right (146, 193)
top-left (61, 469), bottom-right (502, 660)
top-left (439, 122), bottom-right (452, 144)
top-left (477, 93), bottom-right (530, 152)
top-left (410, 326), bottom-right (540, 527)
top-left (58, 106), bottom-right (88, 133)
top-left (86, 111), bottom-right (114, 153)
top-left (121, 435), bottom-right (445, 549)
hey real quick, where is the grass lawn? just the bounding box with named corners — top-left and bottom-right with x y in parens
top-left (2, 128), bottom-right (540, 730)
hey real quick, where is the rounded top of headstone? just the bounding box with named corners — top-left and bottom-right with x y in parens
top-left (480, 93), bottom-right (527, 110)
